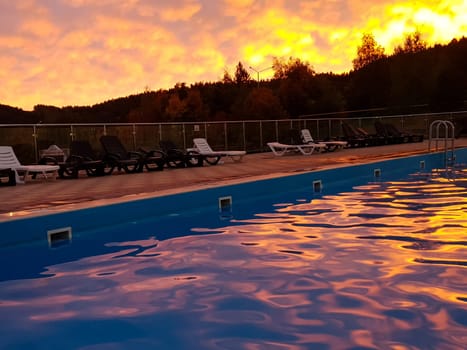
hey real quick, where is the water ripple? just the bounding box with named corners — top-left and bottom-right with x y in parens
top-left (0, 167), bottom-right (466, 349)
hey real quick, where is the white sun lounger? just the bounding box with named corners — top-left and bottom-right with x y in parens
top-left (0, 146), bottom-right (59, 184)
top-left (267, 142), bottom-right (322, 156)
top-left (300, 129), bottom-right (347, 151)
top-left (191, 138), bottom-right (246, 164)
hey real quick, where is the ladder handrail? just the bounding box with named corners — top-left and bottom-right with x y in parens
top-left (428, 120), bottom-right (455, 166)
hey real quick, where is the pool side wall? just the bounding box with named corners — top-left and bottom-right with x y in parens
top-left (1, 148), bottom-right (466, 246)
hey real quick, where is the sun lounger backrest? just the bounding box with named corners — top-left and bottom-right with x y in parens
top-left (385, 123), bottom-right (403, 136)
top-left (341, 122), bottom-right (355, 137)
top-left (0, 146), bottom-right (22, 168)
top-left (100, 135), bottom-right (128, 159)
top-left (300, 129), bottom-right (314, 143)
top-left (70, 141), bottom-right (96, 159)
top-left (374, 121), bottom-right (388, 136)
top-left (159, 140), bottom-right (177, 152)
top-left (193, 138), bottom-right (214, 153)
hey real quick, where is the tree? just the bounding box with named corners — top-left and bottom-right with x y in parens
top-left (234, 62), bottom-right (251, 84)
top-left (272, 57), bottom-right (316, 116)
top-left (183, 89), bottom-right (206, 121)
top-left (139, 90), bottom-right (156, 121)
top-left (165, 93), bottom-right (186, 121)
top-left (347, 59), bottom-right (392, 109)
top-left (272, 57), bottom-right (315, 80)
top-left (394, 31), bottom-right (427, 54)
top-left (242, 88), bottom-right (286, 120)
top-left (222, 69), bottom-right (233, 83)
top-left (0, 104), bottom-right (37, 123)
top-left (310, 74), bottom-right (346, 113)
top-left (352, 33), bottom-right (386, 70)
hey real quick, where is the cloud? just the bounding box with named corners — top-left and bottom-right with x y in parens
top-left (0, 0), bottom-right (465, 110)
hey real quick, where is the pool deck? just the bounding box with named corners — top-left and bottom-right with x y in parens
top-left (1, 138), bottom-right (466, 219)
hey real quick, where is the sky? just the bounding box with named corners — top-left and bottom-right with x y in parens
top-left (1, 0), bottom-right (466, 111)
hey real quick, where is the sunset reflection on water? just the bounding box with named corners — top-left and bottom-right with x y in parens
top-left (0, 168), bottom-right (465, 349)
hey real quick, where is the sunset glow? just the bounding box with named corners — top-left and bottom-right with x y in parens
top-left (0, 0), bottom-right (466, 110)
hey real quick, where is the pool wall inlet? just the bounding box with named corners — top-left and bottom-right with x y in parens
top-left (1, 148), bottom-right (466, 246)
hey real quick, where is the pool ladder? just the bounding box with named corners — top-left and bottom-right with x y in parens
top-left (428, 120), bottom-right (455, 167)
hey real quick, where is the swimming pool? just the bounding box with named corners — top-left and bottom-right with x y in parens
top-left (0, 150), bottom-right (466, 349)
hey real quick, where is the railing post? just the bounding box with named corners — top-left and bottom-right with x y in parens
top-left (224, 122), bottom-right (228, 149)
top-left (259, 120), bottom-right (263, 152)
top-left (315, 120), bottom-right (319, 139)
top-left (70, 125), bottom-right (75, 141)
top-left (132, 124), bottom-right (137, 150)
top-left (242, 121), bottom-right (246, 150)
top-left (32, 125), bottom-right (38, 163)
top-left (158, 124), bottom-right (162, 144)
top-left (275, 120), bottom-right (279, 142)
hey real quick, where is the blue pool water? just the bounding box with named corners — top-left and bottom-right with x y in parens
top-left (0, 151), bottom-right (466, 349)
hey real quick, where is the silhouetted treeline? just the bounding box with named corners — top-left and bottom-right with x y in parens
top-left (1, 37), bottom-right (466, 124)
top-left (347, 37), bottom-right (467, 113)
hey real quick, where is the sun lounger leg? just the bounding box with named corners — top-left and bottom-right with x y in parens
top-left (14, 170), bottom-right (24, 184)
top-left (298, 146), bottom-right (315, 155)
top-left (268, 144), bottom-right (286, 156)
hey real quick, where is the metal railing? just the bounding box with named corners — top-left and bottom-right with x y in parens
top-left (428, 120), bottom-right (456, 167)
top-left (1, 111), bottom-right (466, 164)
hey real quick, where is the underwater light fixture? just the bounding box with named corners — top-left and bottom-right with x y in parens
top-left (47, 227), bottom-right (72, 248)
top-left (219, 196), bottom-right (232, 214)
top-left (313, 180), bottom-right (322, 193)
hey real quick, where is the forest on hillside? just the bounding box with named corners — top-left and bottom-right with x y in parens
top-left (1, 34), bottom-right (466, 125)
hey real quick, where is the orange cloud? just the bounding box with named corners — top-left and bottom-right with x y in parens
top-left (159, 3), bottom-right (201, 21)
top-left (0, 0), bottom-right (465, 110)
top-left (19, 18), bottom-right (60, 38)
